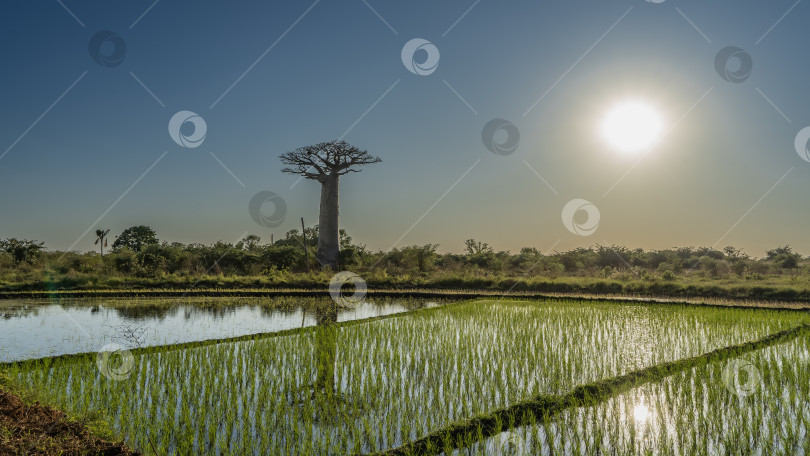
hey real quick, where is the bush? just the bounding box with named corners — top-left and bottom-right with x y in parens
top-left (262, 246), bottom-right (303, 271)
top-left (697, 256), bottom-right (721, 277)
top-left (114, 248), bottom-right (137, 274)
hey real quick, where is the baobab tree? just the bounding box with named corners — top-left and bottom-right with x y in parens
top-left (280, 140), bottom-right (381, 270)
top-left (95, 229), bottom-right (110, 257)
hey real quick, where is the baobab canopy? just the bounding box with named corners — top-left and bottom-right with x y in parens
top-left (280, 140), bottom-right (381, 270)
top-left (280, 141), bottom-right (381, 182)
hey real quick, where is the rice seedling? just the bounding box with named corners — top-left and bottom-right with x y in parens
top-left (1, 298), bottom-right (806, 455)
top-left (0, 296), bottom-right (447, 362)
top-left (460, 332), bottom-right (810, 455)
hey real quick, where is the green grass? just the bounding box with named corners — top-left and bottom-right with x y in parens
top-left (2, 298), bottom-right (807, 455)
top-left (2, 269), bottom-right (810, 303)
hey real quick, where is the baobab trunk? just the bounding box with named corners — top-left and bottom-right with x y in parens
top-left (317, 173), bottom-right (339, 269)
top-left (279, 141), bottom-right (380, 269)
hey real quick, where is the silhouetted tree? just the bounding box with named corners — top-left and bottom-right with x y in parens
top-left (465, 239), bottom-right (493, 255)
top-left (0, 238), bottom-right (44, 265)
top-left (280, 141), bottom-right (381, 270)
top-left (237, 234), bottom-right (262, 251)
top-left (95, 229), bottom-right (110, 257)
top-left (112, 226), bottom-right (158, 252)
top-left (766, 245), bottom-right (801, 269)
top-left (405, 244), bottom-right (439, 272)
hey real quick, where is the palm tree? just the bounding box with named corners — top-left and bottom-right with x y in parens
top-left (95, 229), bottom-right (110, 257)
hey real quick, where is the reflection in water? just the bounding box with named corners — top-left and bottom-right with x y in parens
top-left (1, 303), bottom-right (41, 320)
top-left (314, 300), bottom-right (339, 396)
top-left (114, 304), bottom-right (176, 320)
top-left (0, 297), bottom-right (446, 363)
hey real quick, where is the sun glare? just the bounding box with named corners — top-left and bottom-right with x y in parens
top-left (633, 403), bottom-right (650, 423)
top-left (601, 101), bottom-right (663, 154)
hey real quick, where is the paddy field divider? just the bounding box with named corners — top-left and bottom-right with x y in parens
top-left (372, 322), bottom-right (810, 456)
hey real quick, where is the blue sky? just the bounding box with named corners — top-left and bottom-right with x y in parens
top-left (1, 0), bottom-right (809, 256)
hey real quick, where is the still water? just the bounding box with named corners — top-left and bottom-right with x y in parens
top-left (0, 297), bottom-right (440, 362)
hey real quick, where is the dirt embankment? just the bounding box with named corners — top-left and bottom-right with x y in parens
top-left (0, 386), bottom-right (138, 456)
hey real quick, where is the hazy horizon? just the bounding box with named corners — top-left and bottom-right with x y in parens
top-left (2, 1), bottom-right (809, 259)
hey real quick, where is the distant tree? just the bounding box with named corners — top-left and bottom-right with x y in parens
top-left (695, 247), bottom-right (724, 260)
top-left (465, 239), bottom-right (493, 255)
top-left (135, 246), bottom-right (167, 278)
top-left (276, 226), bottom-right (361, 253)
top-left (646, 250), bottom-right (671, 270)
top-left (95, 229), bottom-right (110, 257)
top-left (511, 247), bottom-right (541, 269)
top-left (519, 247), bottom-right (540, 256)
top-left (112, 226), bottom-right (158, 252)
top-left (237, 234), bottom-right (262, 251)
top-left (661, 270), bottom-right (677, 281)
top-left (723, 246), bottom-right (748, 261)
top-left (722, 246), bottom-right (749, 276)
top-left (408, 244), bottom-right (439, 272)
top-left (697, 256), bottom-right (721, 276)
top-left (277, 227), bottom-right (318, 249)
top-left (596, 244), bottom-right (631, 269)
top-left (337, 229), bottom-right (367, 268)
top-left (280, 140), bottom-right (381, 270)
top-left (766, 245), bottom-right (801, 269)
top-left (730, 260), bottom-right (748, 276)
top-left (558, 247), bottom-right (595, 272)
top-left (675, 247), bottom-right (696, 262)
top-left (0, 238), bottom-right (45, 265)
top-left (338, 229), bottom-right (359, 250)
top-left (464, 240), bottom-right (500, 269)
top-left (766, 246), bottom-right (796, 260)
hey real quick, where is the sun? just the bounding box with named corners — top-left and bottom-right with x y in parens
top-left (601, 101), bottom-right (663, 153)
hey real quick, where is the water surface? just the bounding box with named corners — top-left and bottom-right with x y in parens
top-left (0, 297), bottom-right (440, 362)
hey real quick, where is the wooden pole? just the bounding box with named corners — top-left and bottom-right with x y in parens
top-left (301, 217), bottom-right (310, 271)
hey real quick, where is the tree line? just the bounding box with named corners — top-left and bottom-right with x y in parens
top-left (0, 225), bottom-right (806, 281)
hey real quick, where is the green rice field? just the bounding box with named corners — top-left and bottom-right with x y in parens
top-left (2, 298), bottom-right (808, 455)
top-left (476, 335), bottom-right (810, 455)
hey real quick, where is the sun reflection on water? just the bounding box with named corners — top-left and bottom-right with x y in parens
top-left (633, 403), bottom-right (650, 423)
